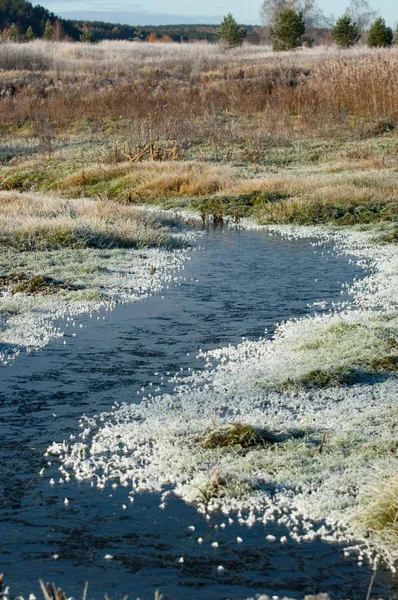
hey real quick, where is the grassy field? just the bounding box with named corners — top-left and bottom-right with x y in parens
top-left (0, 42), bottom-right (397, 230)
top-left (1, 41), bottom-right (398, 577)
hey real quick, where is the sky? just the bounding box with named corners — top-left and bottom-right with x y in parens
top-left (41, 0), bottom-right (397, 27)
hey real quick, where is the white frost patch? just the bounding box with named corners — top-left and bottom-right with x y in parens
top-left (0, 238), bottom-right (195, 364)
top-left (47, 225), bottom-right (398, 568)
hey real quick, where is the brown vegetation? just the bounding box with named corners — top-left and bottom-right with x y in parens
top-left (0, 42), bottom-right (397, 229)
top-left (1, 42), bottom-right (398, 148)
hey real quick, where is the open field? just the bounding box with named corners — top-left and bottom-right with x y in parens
top-left (1, 42), bottom-right (398, 138)
top-left (1, 41), bottom-right (398, 593)
top-left (1, 41), bottom-right (397, 230)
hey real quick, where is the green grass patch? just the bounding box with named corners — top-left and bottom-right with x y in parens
top-left (276, 320), bottom-right (398, 391)
top-left (0, 272), bottom-right (81, 295)
top-left (279, 367), bottom-right (365, 391)
top-left (200, 423), bottom-right (272, 450)
top-left (0, 225), bottom-right (172, 252)
top-left (190, 191), bottom-right (288, 224)
top-left (256, 197), bottom-right (398, 226)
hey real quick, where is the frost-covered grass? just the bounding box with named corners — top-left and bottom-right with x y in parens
top-left (0, 191), bottom-right (194, 363)
top-left (47, 225), bottom-right (398, 570)
top-left (0, 191), bottom-right (178, 250)
top-left (356, 468), bottom-right (398, 549)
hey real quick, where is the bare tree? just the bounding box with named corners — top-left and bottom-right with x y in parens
top-left (53, 19), bottom-right (65, 41)
top-left (260, 0), bottom-right (327, 28)
top-left (260, 0), bottom-right (328, 40)
top-left (260, 0), bottom-right (293, 29)
top-left (347, 0), bottom-right (377, 35)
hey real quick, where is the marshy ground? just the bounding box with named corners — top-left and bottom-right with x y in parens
top-left (0, 40), bottom-right (398, 597)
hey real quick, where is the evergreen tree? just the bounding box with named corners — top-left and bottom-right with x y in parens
top-left (25, 25), bottom-right (34, 41)
top-left (331, 14), bottom-right (359, 48)
top-left (8, 22), bottom-right (17, 40)
top-left (218, 13), bottom-right (246, 47)
top-left (42, 19), bottom-right (53, 41)
top-left (80, 29), bottom-right (93, 42)
top-left (133, 25), bottom-right (143, 40)
top-left (269, 8), bottom-right (306, 50)
top-left (367, 17), bottom-right (393, 47)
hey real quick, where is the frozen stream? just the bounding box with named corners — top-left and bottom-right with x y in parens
top-left (1, 227), bottom-right (397, 599)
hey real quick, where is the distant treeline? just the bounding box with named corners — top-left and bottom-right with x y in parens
top-left (0, 0), bottom-right (266, 42)
top-left (67, 23), bottom-right (222, 43)
top-left (0, 0), bottom-right (330, 43)
top-left (0, 0), bottom-right (79, 38)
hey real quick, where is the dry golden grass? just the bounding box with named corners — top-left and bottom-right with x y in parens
top-left (1, 42), bottom-right (398, 145)
top-left (0, 42), bottom-right (397, 229)
top-left (0, 192), bottom-right (174, 249)
top-left (356, 469), bottom-right (398, 560)
top-left (1, 155), bottom-right (397, 226)
top-left (229, 169), bottom-right (398, 198)
top-left (0, 159), bottom-right (239, 200)
top-left (129, 162), bottom-right (236, 199)
top-left (61, 160), bottom-right (236, 194)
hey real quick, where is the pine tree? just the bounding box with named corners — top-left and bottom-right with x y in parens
top-left (133, 25), bottom-right (143, 41)
top-left (25, 25), bottom-right (34, 41)
top-left (331, 14), bottom-right (359, 48)
top-left (80, 29), bottom-right (93, 43)
top-left (218, 13), bottom-right (246, 47)
top-left (269, 8), bottom-right (306, 51)
top-left (8, 22), bottom-right (18, 41)
top-left (43, 20), bottom-right (53, 41)
top-left (367, 17), bottom-right (393, 47)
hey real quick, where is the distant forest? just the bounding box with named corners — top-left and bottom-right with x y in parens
top-left (0, 0), bottom-right (267, 42)
top-left (0, 0), bottom-right (333, 43)
top-left (0, 0), bottom-right (79, 38)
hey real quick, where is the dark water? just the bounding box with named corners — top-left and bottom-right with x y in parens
top-left (1, 228), bottom-right (397, 600)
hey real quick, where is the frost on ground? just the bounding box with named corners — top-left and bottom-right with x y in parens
top-left (47, 226), bottom-right (398, 569)
top-left (0, 191), bottom-right (198, 364)
top-left (0, 243), bottom-right (194, 364)
top-left (0, 245), bottom-right (194, 364)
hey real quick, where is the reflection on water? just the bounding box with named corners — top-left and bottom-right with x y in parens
top-left (1, 228), bottom-right (397, 599)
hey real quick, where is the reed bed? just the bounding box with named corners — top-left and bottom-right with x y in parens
top-left (1, 43), bottom-right (398, 144)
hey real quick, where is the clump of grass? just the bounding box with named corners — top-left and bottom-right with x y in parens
top-left (357, 473), bottom-right (398, 548)
top-left (200, 422), bottom-right (271, 449)
top-left (370, 356), bottom-right (398, 371)
top-left (0, 304), bottom-right (21, 318)
top-left (64, 289), bottom-right (104, 302)
top-left (195, 467), bottom-right (259, 505)
top-left (1, 227), bottom-right (86, 252)
top-left (381, 226), bottom-right (398, 244)
top-left (2, 273), bottom-right (79, 295)
top-left (217, 171), bottom-right (398, 227)
top-left (0, 192), bottom-right (179, 251)
top-left (256, 194), bottom-right (398, 226)
top-left (196, 468), bottom-right (226, 504)
top-left (279, 367), bottom-right (365, 391)
top-left (274, 320), bottom-right (398, 392)
top-left (191, 191), bottom-right (288, 224)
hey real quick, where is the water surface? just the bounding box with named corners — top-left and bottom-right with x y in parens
top-left (1, 228), bottom-right (397, 599)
